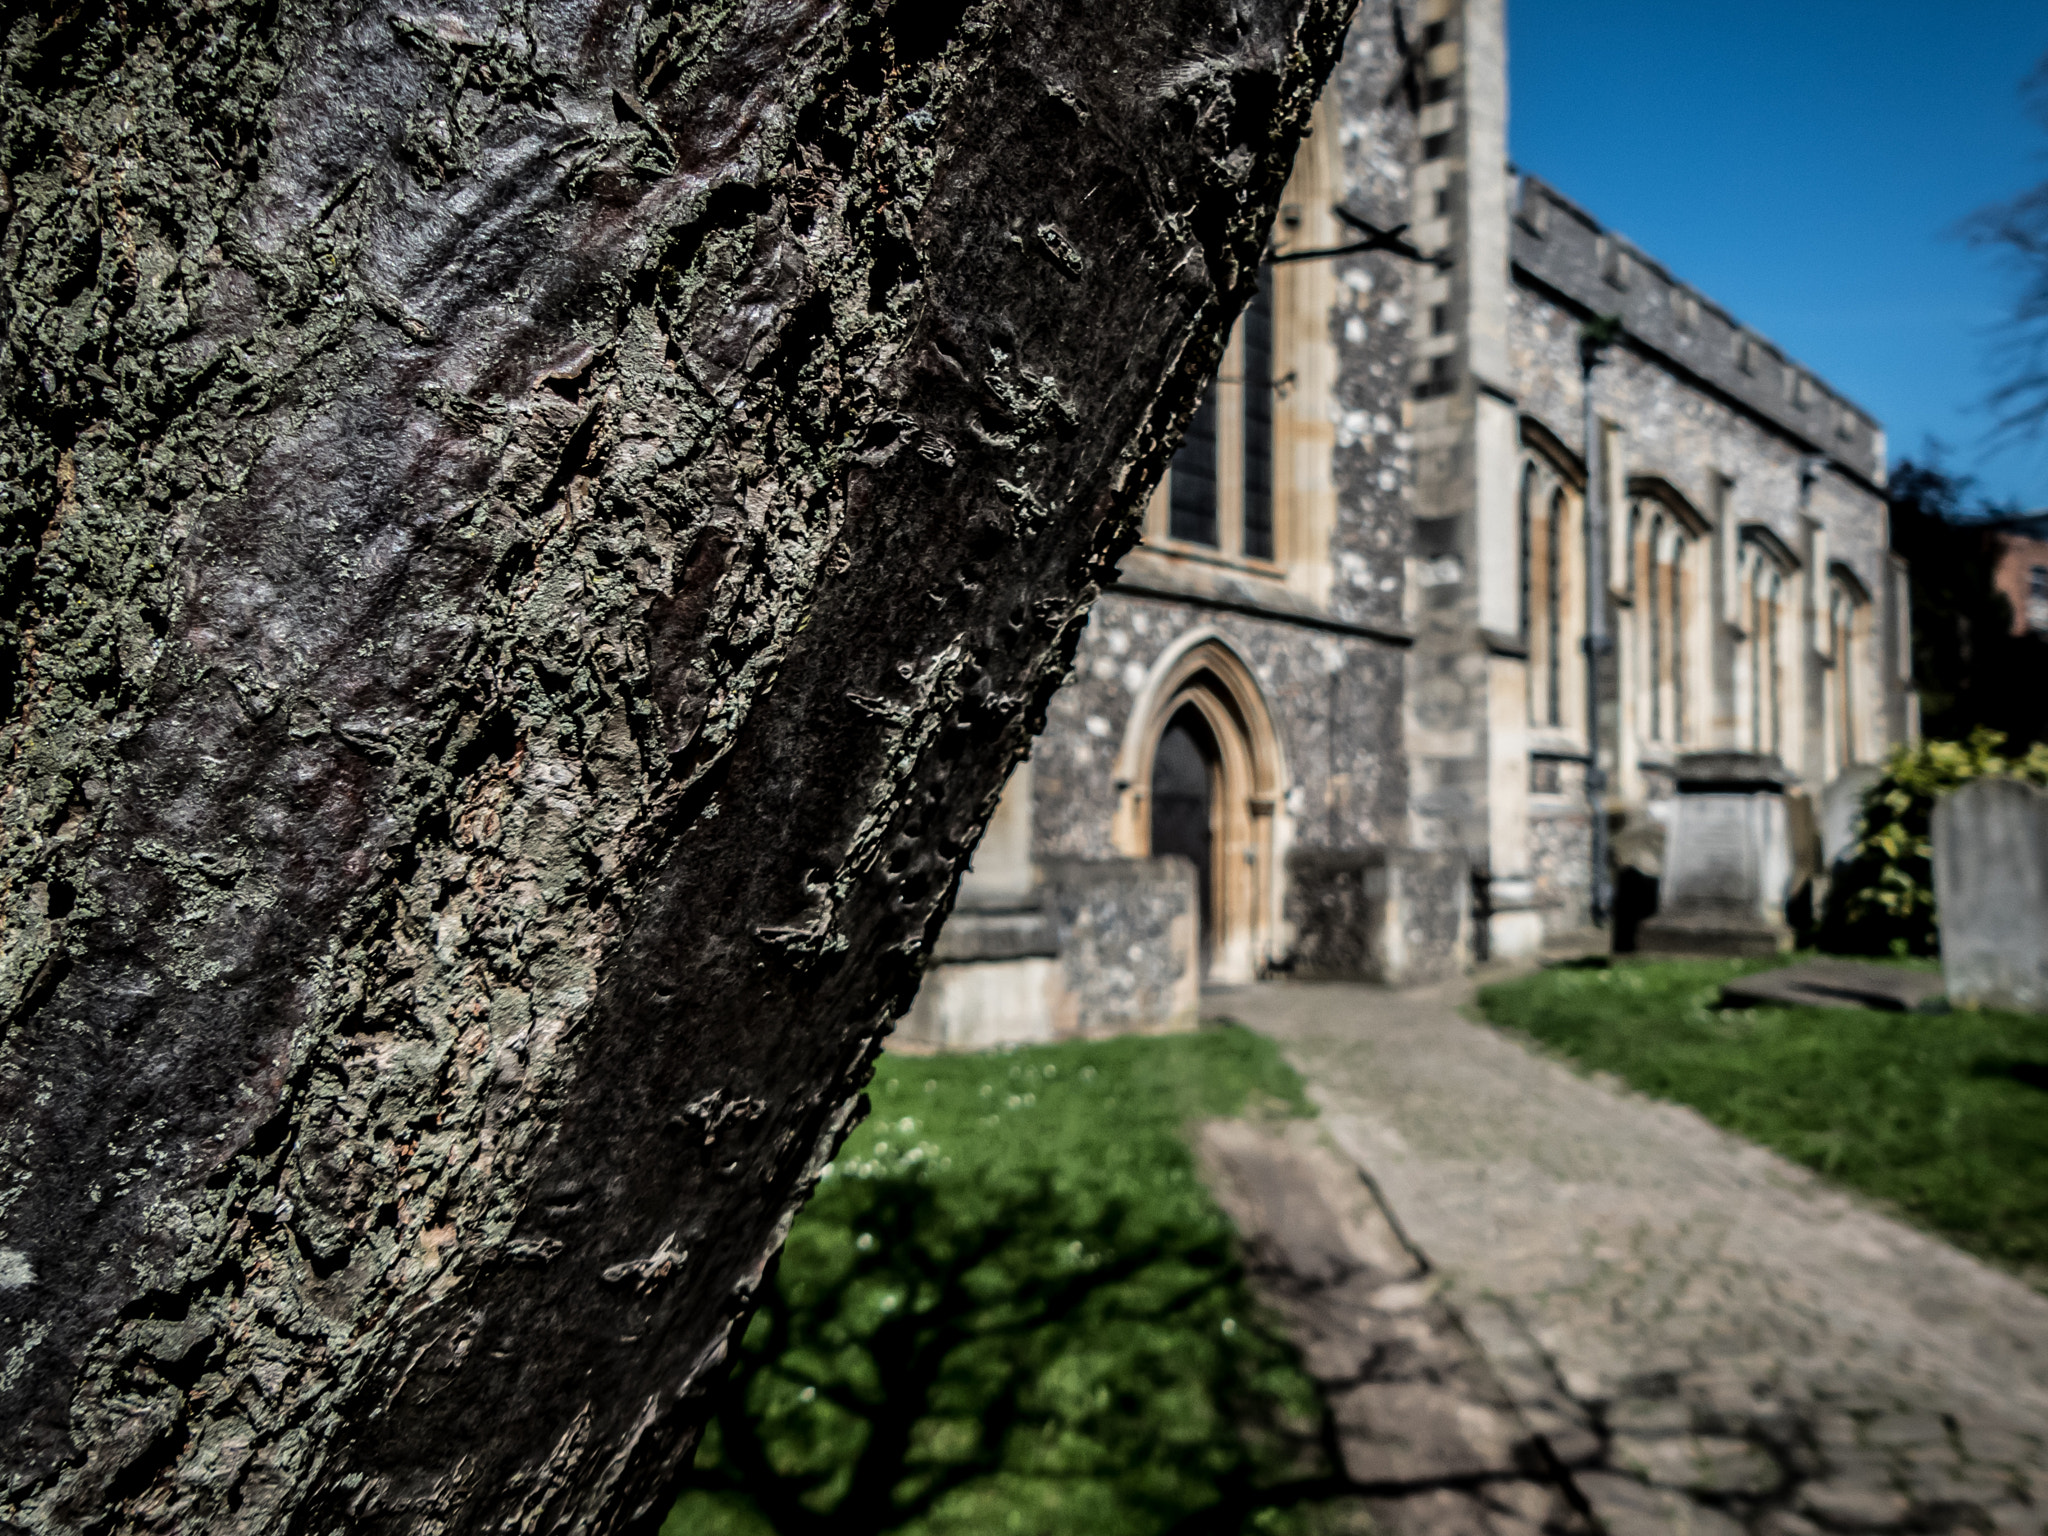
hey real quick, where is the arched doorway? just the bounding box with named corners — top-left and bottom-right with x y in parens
top-left (1113, 634), bottom-right (1288, 985)
top-left (1150, 705), bottom-right (1220, 965)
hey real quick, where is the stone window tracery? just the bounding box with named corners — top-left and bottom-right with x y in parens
top-left (1520, 459), bottom-right (1572, 730)
top-left (1628, 494), bottom-right (1697, 748)
top-left (1826, 565), bottom-right (1871, 773)
top-left (1737, 532), bottom-right (1795, 759)
top-left (1148, 119), bottom-right (1330, 583)
top-left (1163, 278), bottom-right (1281, 562)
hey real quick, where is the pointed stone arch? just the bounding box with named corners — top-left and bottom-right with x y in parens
top-left (1112, 631), bottom-right (1288, 983)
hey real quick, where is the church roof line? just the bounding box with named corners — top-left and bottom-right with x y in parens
top-left (1507, 170), bottom-right (1887, 488)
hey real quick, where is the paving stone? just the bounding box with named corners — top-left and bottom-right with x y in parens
top-left (1920, 1471), bottom-right (2021, 1506)
top-left (1575, 1472), bottom-right (1747, 1536)
top-left (1455, 1297), bottom-right (1605, 1465)
top-left (1332, 1381), bottom-right (1523, 1483)
top-left (1611, 1432), bottom-right (1781, 1496)
top-left (1366, 1486), bottom-right (1574, 1536)
top-left (1607, 1397), bottom-right (1696, 1435)
top-left (1196, 1119), bottom-right (1572, 1511)
top-left (1865, 1411), bottom-right (1955, 1449)
top-left (1755, 1512), bottom-right (1825, 1536)
top-left (1986, 1504), bottom-right (2047, 1536)
top-left (1815, 1412), bottom-right (1868, 1453)
top-left (1798, 1478), bottom-right (1912, 1528)
top-left (1954, 1426), bottom-right (2043, 1468)
top-left (1908, 1499), bottom-right (2000, 1535)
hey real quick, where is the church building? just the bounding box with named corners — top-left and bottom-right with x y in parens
top-left (903, 0), bottom-right (1914, 1048)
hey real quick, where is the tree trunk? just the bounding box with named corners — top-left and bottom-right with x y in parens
top-left (0, 0), bottom-right (1352, 1528)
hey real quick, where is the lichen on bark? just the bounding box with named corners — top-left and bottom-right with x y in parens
top-left (0, 0), bottom-right (1356, 1528)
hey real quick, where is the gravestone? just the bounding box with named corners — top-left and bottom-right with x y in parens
top-left (1821, 763), bottom-right (1885, 868)
top-left (1933, 777), bottom-right (2048, 1013)
top-left (1637, 752), bottom-right (1795, 956)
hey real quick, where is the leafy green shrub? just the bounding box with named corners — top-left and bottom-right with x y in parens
top-left (665, 1029), bottom-right (1350, 1536)
top-left (1820, 729), bottom-right (2048, 956)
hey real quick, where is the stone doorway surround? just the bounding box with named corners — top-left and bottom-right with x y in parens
top-left (1111, 631), bottom-right (1288, 984)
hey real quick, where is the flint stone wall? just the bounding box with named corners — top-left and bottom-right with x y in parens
top-left (1040, 856), bottom-right (1201, 1034)
top-left (1285, 845), bottom-right (1468, 984)
top-left (1033, 591), bottom-right (1408, 861)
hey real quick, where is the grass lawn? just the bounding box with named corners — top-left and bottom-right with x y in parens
top-left (1476, 957), bottom-right (2048, 1277)
top-left (664, 1025), bottom-right (1352, 1536)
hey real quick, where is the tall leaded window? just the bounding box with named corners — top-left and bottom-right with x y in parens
top-left (1519, 464), bottom-right (1535, 705)
top-left (1518, 467), bottom-right (1533, 604)
top-left (1647, 513), bottom-right (1666, 741)
top-left (1669, 534), bottom-right (1687, 742)
top-left (1638, 512), bottom-right (1691, 745)
top-left (1545, 490), bottom-right (1564, 727)
top-left (1734, 538), bottom-right (1785, 757)
top-left (1747, 555), bottom-right (1785, 757)
top-left (1522, 462), bottom-right (1568, 730)
top-left (1830, 578), bottom-right (1858, 771)
top-left (1169, 386), bottom-right (1219, 547)
top-left (1242, 277), bottom-right (1275, 561)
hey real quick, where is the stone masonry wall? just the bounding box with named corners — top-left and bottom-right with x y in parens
top-left (1032, 590), bottom-right (1410, 861)
top-left (1528, 758), bottom-right (1593, 931)
top-left (1040, 856), bottom-right (1200, 1033)
top-left (1324, 0), bottom-right (1419, 638)
top-left (1508, 283), bottom-right (1891, 614)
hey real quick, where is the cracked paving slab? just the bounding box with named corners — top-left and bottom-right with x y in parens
top-left (1206, 979), bottom-right (2048, 1536)
top-left (1199, 1116), bottom-right (1595, 1534)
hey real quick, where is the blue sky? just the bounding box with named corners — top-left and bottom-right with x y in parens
top-left (1506, 0), bottom-right (2048, 510)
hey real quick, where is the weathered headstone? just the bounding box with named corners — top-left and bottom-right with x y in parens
top-left (1821, 763), bottom-right (1885, 869)
top-left (1933, 777), bottom-right (2048, 1013)
top-left (1637, 752), bottom-right (1795, 956)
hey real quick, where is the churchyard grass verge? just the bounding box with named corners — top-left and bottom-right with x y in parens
top-left (665, 1025), bottom-right (1351, 1536)
top-left (1476, 957), bottom-right (2048, 1278)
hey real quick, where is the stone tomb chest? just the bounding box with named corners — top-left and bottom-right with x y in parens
top-left (1638, 752), bottom-right (1795, 957)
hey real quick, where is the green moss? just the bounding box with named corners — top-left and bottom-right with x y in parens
top-left (666, 1027), bottom-right (1341, 1536)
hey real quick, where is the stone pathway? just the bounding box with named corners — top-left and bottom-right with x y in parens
top-left (1205, 978), bottom-right (2048, 1536)
top-left (1201, 1117), bottom-right (1596, 1534)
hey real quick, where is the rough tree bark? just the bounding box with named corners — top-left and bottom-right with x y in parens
top-left (0, 0), bottom-right (1354, 1528)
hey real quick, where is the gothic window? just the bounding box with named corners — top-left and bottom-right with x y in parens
top-left (1546, 489), bottom-right (1565, 728)
top-left (1515, 448), bottom-right (1572, 729)
top-left (1163, 280), bottom-right (1278, 561)
top-left (1669, 534), bottom-right (1687, 742)
top-left (1522, 463), bottom-right (1569, 729)
top-left (1739, 539), bottom-right (1790, 758)
top-left (1625, 500), bottom-right (1643, 601)
top-left (1242, 277), bottom-right (1275, 561)
top-left (1830, 578), bottom-right (1858, 772)
top-left (1635, 508), bottom-right (1692, 745)
top-left (1144, 97), bottom-right (1338, 583)
top-left (1646, 512), bottom-right (1665, 741)
top-left (1515, 462), bottom-right (1531, 638)
top-left (1169, 387), bottom-right (1220, 547)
